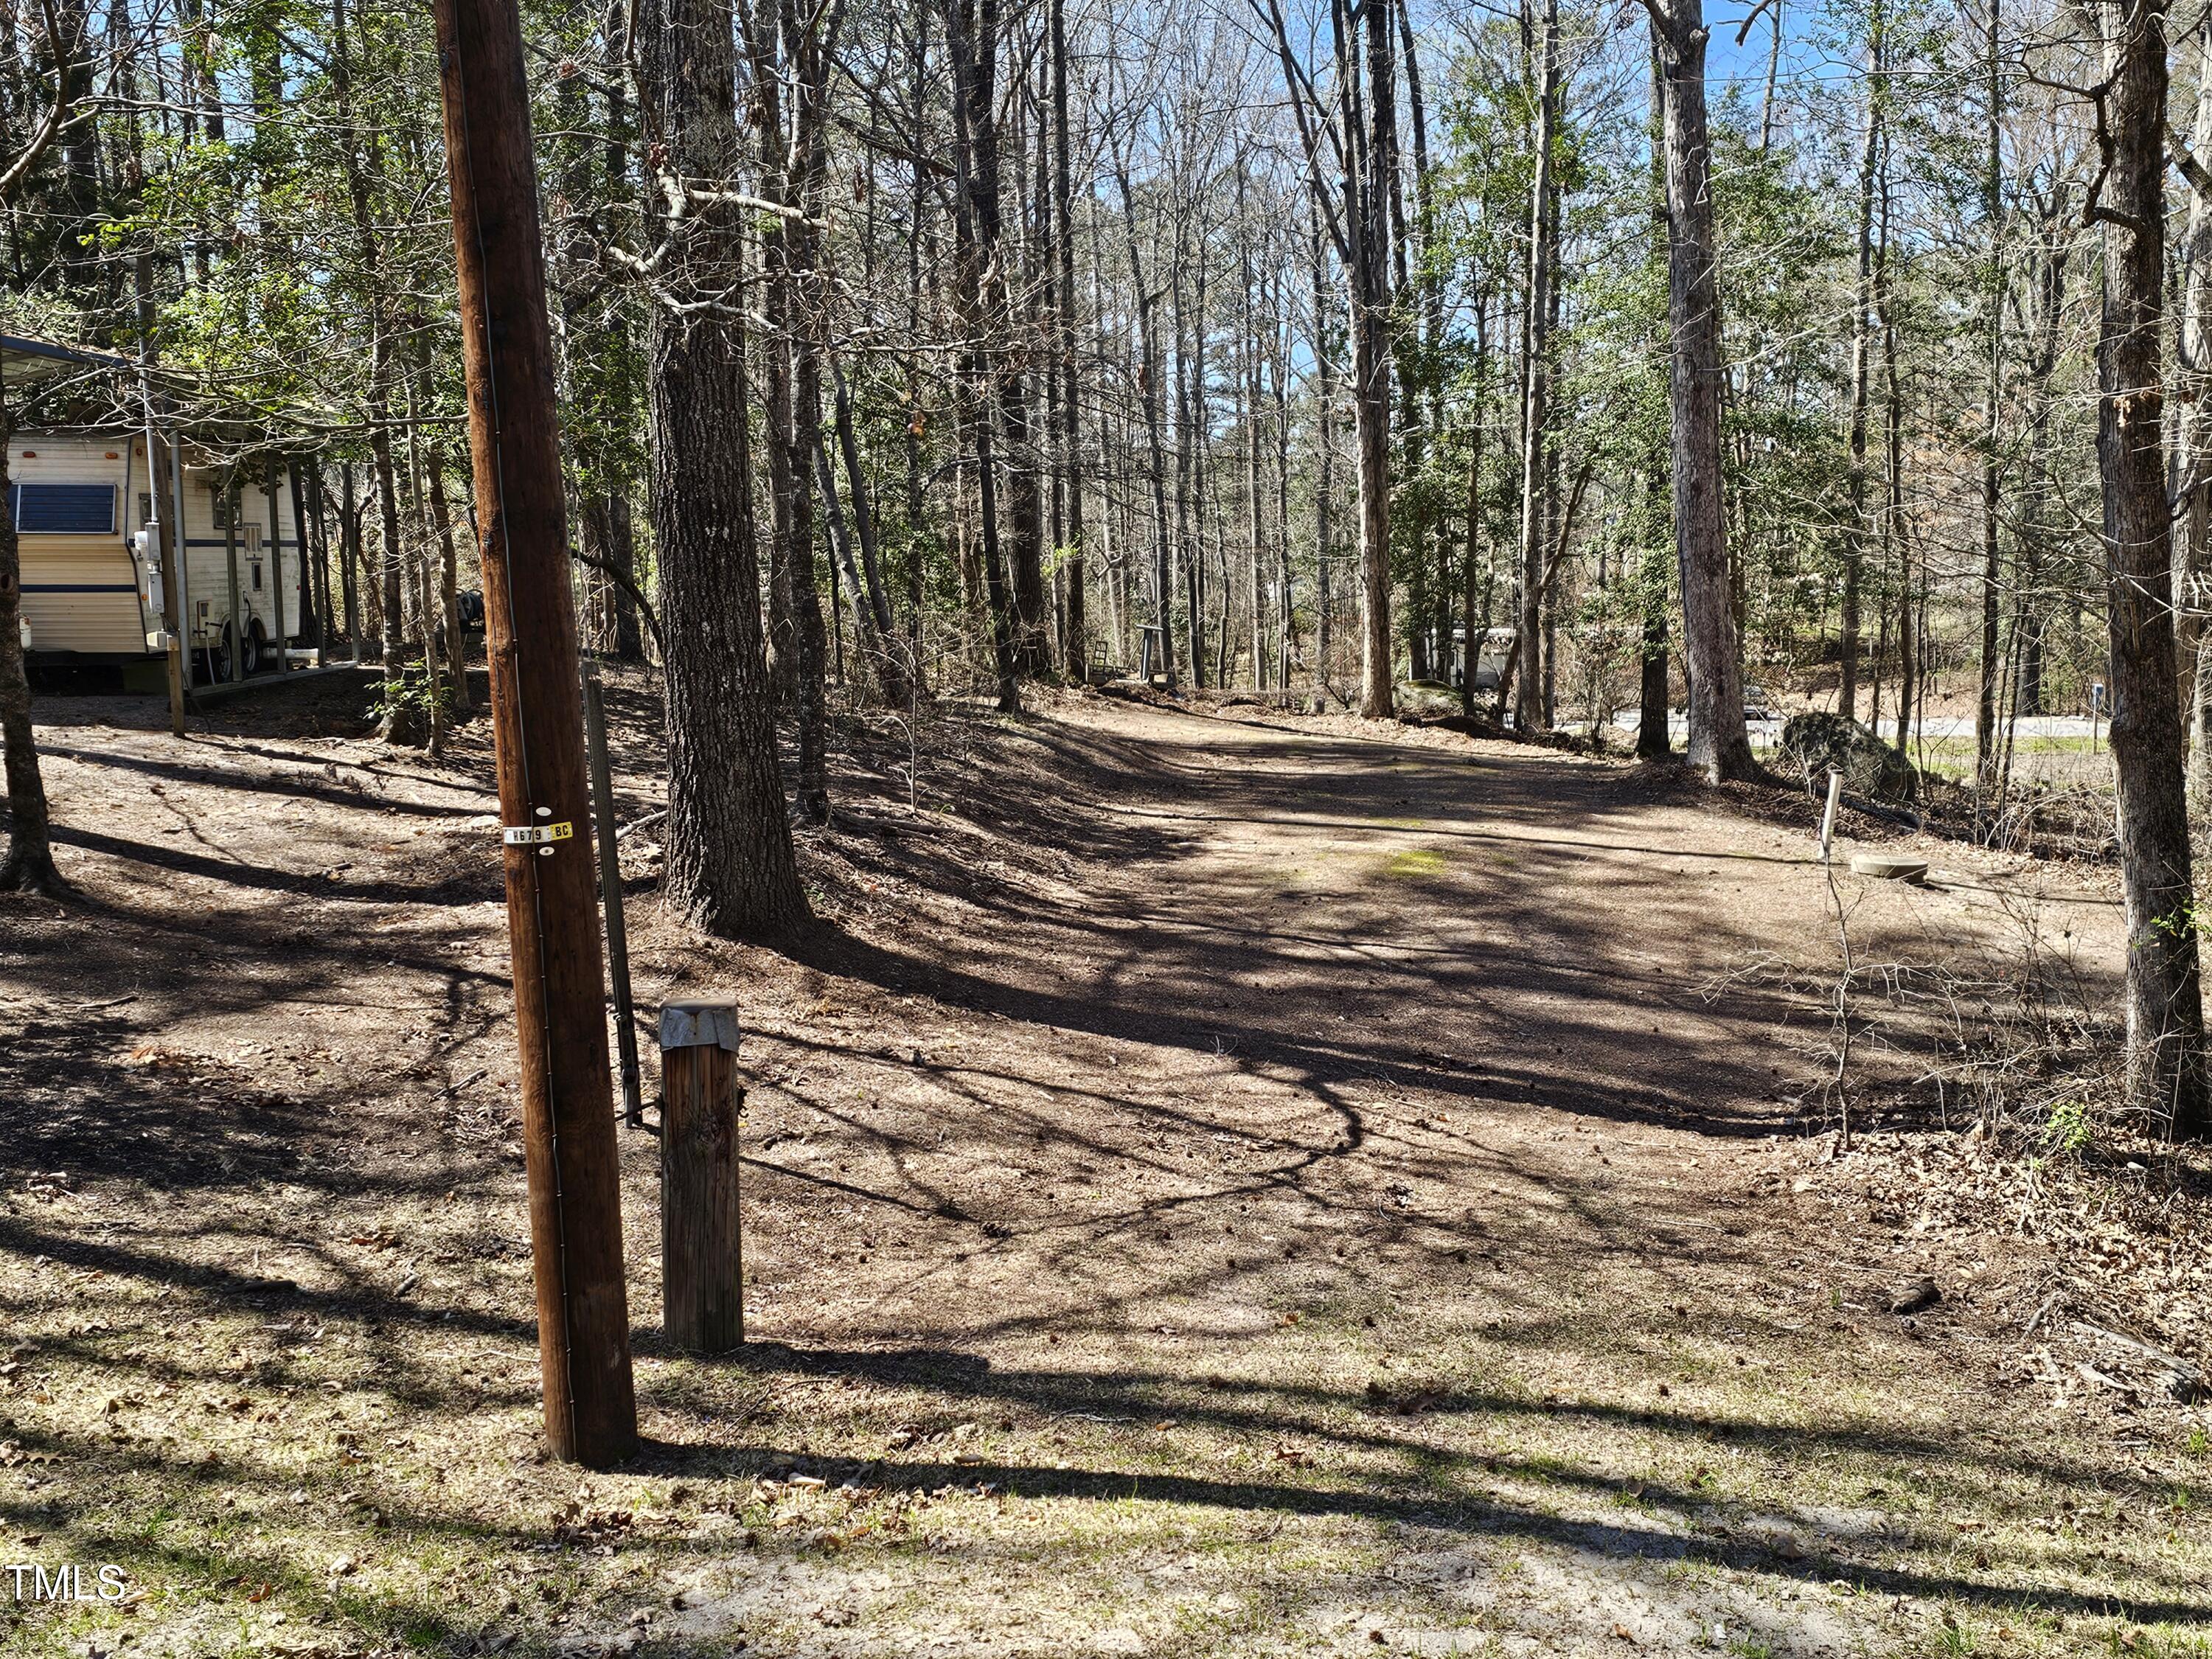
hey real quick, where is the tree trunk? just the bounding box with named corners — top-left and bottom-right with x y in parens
top-left (1050, 0), bottom-right (1085, 675)
top-left (0, 411), bottom-right (62, 895)
top-left (1351, 0), bottom-right (1396, 719)
top-left (2098, 0), bottom-right (2208, 1135)
top-left (1975, 0), bottom-right (2003, 811)
top-left (1651, 0), bottom-right (1756, 782)
top-left (1840, 0), bottom-right (1882, 723)
top-left (2179, 22), bottom-right (2212, 811)
top-left (1312, 201), bottom-right (1334, 702)
top-left (1515, 0), bottom-right (1558, 734)
top-left (947, 0), bottom-right (1022, 713)
top-left (635, 0), bottom-right (808, 937)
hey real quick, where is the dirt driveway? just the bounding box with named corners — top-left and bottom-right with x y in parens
top-left (0, 678), bottom-right (2202, 1658)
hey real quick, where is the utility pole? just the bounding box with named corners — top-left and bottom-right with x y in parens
top-left (431, 0), bottom-right (638, 1467)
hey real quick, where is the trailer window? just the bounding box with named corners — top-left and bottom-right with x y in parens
top-left (10, 483), bottom-right (117, 534)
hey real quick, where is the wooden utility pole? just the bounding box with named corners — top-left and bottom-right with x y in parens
top-left (432, 0), bottom-right (639, 1465)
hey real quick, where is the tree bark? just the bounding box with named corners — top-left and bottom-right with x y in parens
top-left (1312, 201), bottom-right (1334, 701)
top-left (2098, 0), bottom-right (2208, 1135)
top-left (1649, 0), bottom-right (1756, 782)
top-left (947, 0), bottom-right (1022, 713)
top-left (1516, 0), bottom-right (1559, 734)
top-left (2178, 22), bottom-right (2212, 810)
top-left (1636, 40), bottom-right (1672, 759)
top-left (0, 408), bottom-right (62, 895)
top-left (1975, 0), bottom-right (2003, 810)
top-left (636, 0), bottom-right (809, 936)
top-left (1840, 0), bottom-right (1882, 724)
top-left (1351, 0), bottom-right (1396, 717)
top-left (1051, 0), bottom-right (1085, 675)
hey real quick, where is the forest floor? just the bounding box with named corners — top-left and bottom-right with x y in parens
top-left (1, 668), bottom-right (2208, 1659)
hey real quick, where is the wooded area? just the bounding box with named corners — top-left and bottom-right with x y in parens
top-left (12, 0), bottom-right (2212, 1127)
top-left (4, 0), bottom-right (2212, 1646)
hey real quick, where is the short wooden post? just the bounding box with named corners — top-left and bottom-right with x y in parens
top-left (660, 998), bottom-right (744, 1352)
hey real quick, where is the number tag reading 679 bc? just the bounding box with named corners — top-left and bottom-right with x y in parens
top-left (502, 821), bottom-right (574, 847)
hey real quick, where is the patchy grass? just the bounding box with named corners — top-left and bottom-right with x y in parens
top-left (1377, 849), bottom-right (1448, 880)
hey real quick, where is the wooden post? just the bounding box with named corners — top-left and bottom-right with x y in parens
top-left (222, 469), bottom-right (243, 681)
top-left (660, 999), bottom-right (744, 1352)
top-left (264, 470), bottom-right (286, 671)
top-left (584, 664), bottom-right (643, 1126)
top-left (434, 0), bottom-right (638, 1467)
top-left (142, 422), bottom-right (187, 734)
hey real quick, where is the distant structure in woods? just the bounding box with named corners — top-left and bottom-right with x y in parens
top-left (4, 333), bottom-right (321, 689)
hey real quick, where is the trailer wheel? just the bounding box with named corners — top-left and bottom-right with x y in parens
top-left (244, 620), bottom-right (271, 675)
top-left (200, 622), bottom-right (236, 684)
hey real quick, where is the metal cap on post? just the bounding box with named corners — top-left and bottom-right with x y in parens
top-left (660, 998), bottom-right (745, 1354)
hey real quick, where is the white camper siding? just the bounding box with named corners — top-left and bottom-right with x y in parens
top-left (10, 435), bottom-right (144, 655)
top-left (17, 534), bottom-right (145, 653)
top-left (12, 430), bottom-right (309, 662)
top-left (178, 462), bottom-right (302, 655)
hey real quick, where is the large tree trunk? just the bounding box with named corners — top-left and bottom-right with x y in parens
top-left (1636, 40), bottom-right (1672, 759)
top-left (0, 414), bottom-right (62, 895)
top-left (635, 0), bottom-right (807, 937)
top-left (1650, 0), bottom-right (1756, 782)
top-left (1312, 202), bottom-right (1335, 701)
top-left (1840, 0), bottom-right (1881, 724)
top-left (1350, 0), bottom-right (1396, 719)
top-left (1515, 0), bottom-right (1559, 734)
top-left (1975, 0), bottom-right (2003, 811)
top-left (1051, 0), bottom-right (1085, 677)
top-left (947, 0), bottom-right (1022, 712)
top-left (2098, 0), bottom-right (2208, 1135)
top-left (2178, 23), bottom-right (2212, 811)
top-left (1240, 167), bottom-right (1265, 690)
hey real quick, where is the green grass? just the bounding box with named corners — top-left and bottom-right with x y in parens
top-left (1378, 848), bottom-right (1448, 879)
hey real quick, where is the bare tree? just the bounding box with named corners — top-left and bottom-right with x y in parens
top-left (634, 0), bottom-right (809, 936)
top-left (2095, 0), bottom-right (2208, 1135)
top-left (1644, 0), bottom-right (1755, 781)
top-left (1259, 0), bottom-right (1395, 717)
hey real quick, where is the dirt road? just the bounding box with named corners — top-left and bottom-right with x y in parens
top-left (1, 678), bottom-right (2202, 1658)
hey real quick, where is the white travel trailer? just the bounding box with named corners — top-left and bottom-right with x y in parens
top-left (6, 335), bottom-right (315, 690)
top-left (1446, 625), bottom-right (1516, 692)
